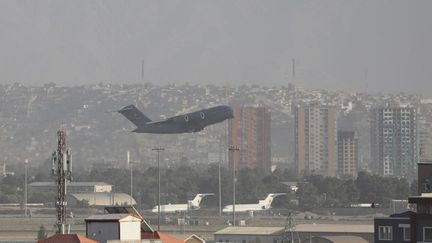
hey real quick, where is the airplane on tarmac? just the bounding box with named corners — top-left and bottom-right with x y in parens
top-left (151, 193), bottom-right (214, 213)
top-left (118, 105), bottom-right (233, 134)
top-left (222, 193), bottom-right (287, 213)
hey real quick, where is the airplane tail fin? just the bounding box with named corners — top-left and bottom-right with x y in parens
top-left (190, 193), bottom-right (214, 208)
top-left (118, 105), bottom-right (151, 127)
top-left (258, 193), bottom-right (287, 209)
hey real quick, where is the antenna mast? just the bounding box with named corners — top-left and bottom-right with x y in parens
top-left (52, 130), bottom-right (72, 234)
top-left (282, 212), bottom-right (301, 243)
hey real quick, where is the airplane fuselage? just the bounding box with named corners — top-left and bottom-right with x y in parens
top-left (150, 193), bottom-right (213, 213)
top-left (132, 105), bottom-right (233, 134)
top-left (151, 204), bottom-right (192, 213)
top-left (221, 193), bottom-right (287, 213)
top-left (222, 204), bottom-right (267, 213)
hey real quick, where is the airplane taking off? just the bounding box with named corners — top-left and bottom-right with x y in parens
top-left (222, 193), bottom-right (287, 213)
top-left (118, 105), bottom-right (233, 134)
top-left (151, 193), bottom-right (214, 213)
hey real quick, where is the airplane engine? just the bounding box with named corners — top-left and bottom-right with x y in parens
top-left (190, 205), bottom-right (199, 210)
top-left (184, 115), bottom-right (189, 122)
top-left (187, 200), bottom-right (200, 210)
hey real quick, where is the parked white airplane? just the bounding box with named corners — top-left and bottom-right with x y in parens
top-left (222, 193), bottom-right (287, 213)
top-left (151, 193), bottom-right (214, 213)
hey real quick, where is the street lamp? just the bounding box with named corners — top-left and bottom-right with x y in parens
top-left (130, 160), bottom-right (133, 206)
top-left (218, 130), bottom-right (225, 217)
top-left (228, 145), bottom-right (240, 226)
top-left (152, 146), bottom-right (165, 231)
top-left (24, 159), bottom-right (28, 217)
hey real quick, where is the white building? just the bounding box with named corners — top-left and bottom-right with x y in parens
top-left (68, 193), bottom-right (136, 207)
top-left (85, 214), bottom-right (142, 243)
top-left (29, 181), bottom-right (113, 193)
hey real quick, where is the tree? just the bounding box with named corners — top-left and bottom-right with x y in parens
top-left (298, 182), bottom-right (320, 211)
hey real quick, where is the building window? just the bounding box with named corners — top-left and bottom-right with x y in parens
top-left (378, 226), bottom-right (392, 240)
top-left (424, 227), bottom-right (432, 242)
top-left (242, 240), bottom-right (246, 243)
top-left (403, 227), bottom-right (411, 241)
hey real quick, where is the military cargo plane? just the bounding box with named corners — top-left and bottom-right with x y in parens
top-left (118, 105), bottom-right (233, 134)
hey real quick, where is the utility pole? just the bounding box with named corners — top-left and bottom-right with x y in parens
top-left (218, 131), bottom-right (224, 217)
top-left (229, 145), bottom-right (240, 226)
top-left (24, 159), bottom-right (28, 217)
top-left (127, 151), bottom-right (133, 205)
top-left (130, 161), bottom-right (133, 205)
top-left (218, 154), bottom-right (222, 217)
top-left (52, 131), bottom-right (72, 234)
top-left (152, 146), bottom-right (165, 231)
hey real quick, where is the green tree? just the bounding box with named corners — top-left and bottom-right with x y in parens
top-left (298, 182), bottom-right (319, 211)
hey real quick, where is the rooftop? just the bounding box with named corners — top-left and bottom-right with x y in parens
top-left (314, 236), bottom-right (368, 243)
top-left (70, 192), bottom-right (136, 206)
top-left (30, 181), bottom-right (112, 187)
top-left (295, 224), bottom-right (373, 233)
top-left (141, 231), bottom-right (184, 243)
top-left (85, 213), bottom-right (141, 222)
top-left (36, 234), bottom-right (97, 243)
top-left (409, 193), bottom-right (432, 204)
top-left (214, 227), bottom-right (285, 235)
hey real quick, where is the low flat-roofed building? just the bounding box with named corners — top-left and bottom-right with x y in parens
top-left (68, 193), bottom-right (136, 207)
top-left (295, 224), bottom-right (373, 242)
top-left (214, 227), bottom-right (284, 243)
top-left (215, 225), bottom-right (373, 243)
top-left (301, 236), bottom-right (368, 243)
top-left (30, 181), bottom-right (113, 193)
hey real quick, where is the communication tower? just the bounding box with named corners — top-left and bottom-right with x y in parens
top-left (282, 212), bottom-right (301, 243)
top-left (51, 131), bottom-right (72, 234)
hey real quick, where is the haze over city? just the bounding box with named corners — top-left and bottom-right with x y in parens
top-left (1, 0), bottom-right (432, 94)
top-left (2, 1), bottom-right (432, 243)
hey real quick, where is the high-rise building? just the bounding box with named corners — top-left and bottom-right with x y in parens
top-left (419, 119), bottom-right (432, 163)
top-left (295, 103), bottom-right (337, 176)
top-left (370, 105), bottom-right (419, 179)
top-left (229, 105), bottom-right (271, 173)
top-left (337, 131), bottom-right (359, 177)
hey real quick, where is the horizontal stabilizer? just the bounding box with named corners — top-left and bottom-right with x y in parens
top-left (118, 105), bottom-right (151, 127)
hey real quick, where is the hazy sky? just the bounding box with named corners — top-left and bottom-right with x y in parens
top-left (0, 0), bottom-right (431, 94)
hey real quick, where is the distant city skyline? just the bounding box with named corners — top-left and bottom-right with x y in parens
top-left (0, 1), bottom-right (432, 94)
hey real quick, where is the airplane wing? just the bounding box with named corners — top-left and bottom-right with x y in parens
top-left (145, 116), bottom-right (177, 125)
